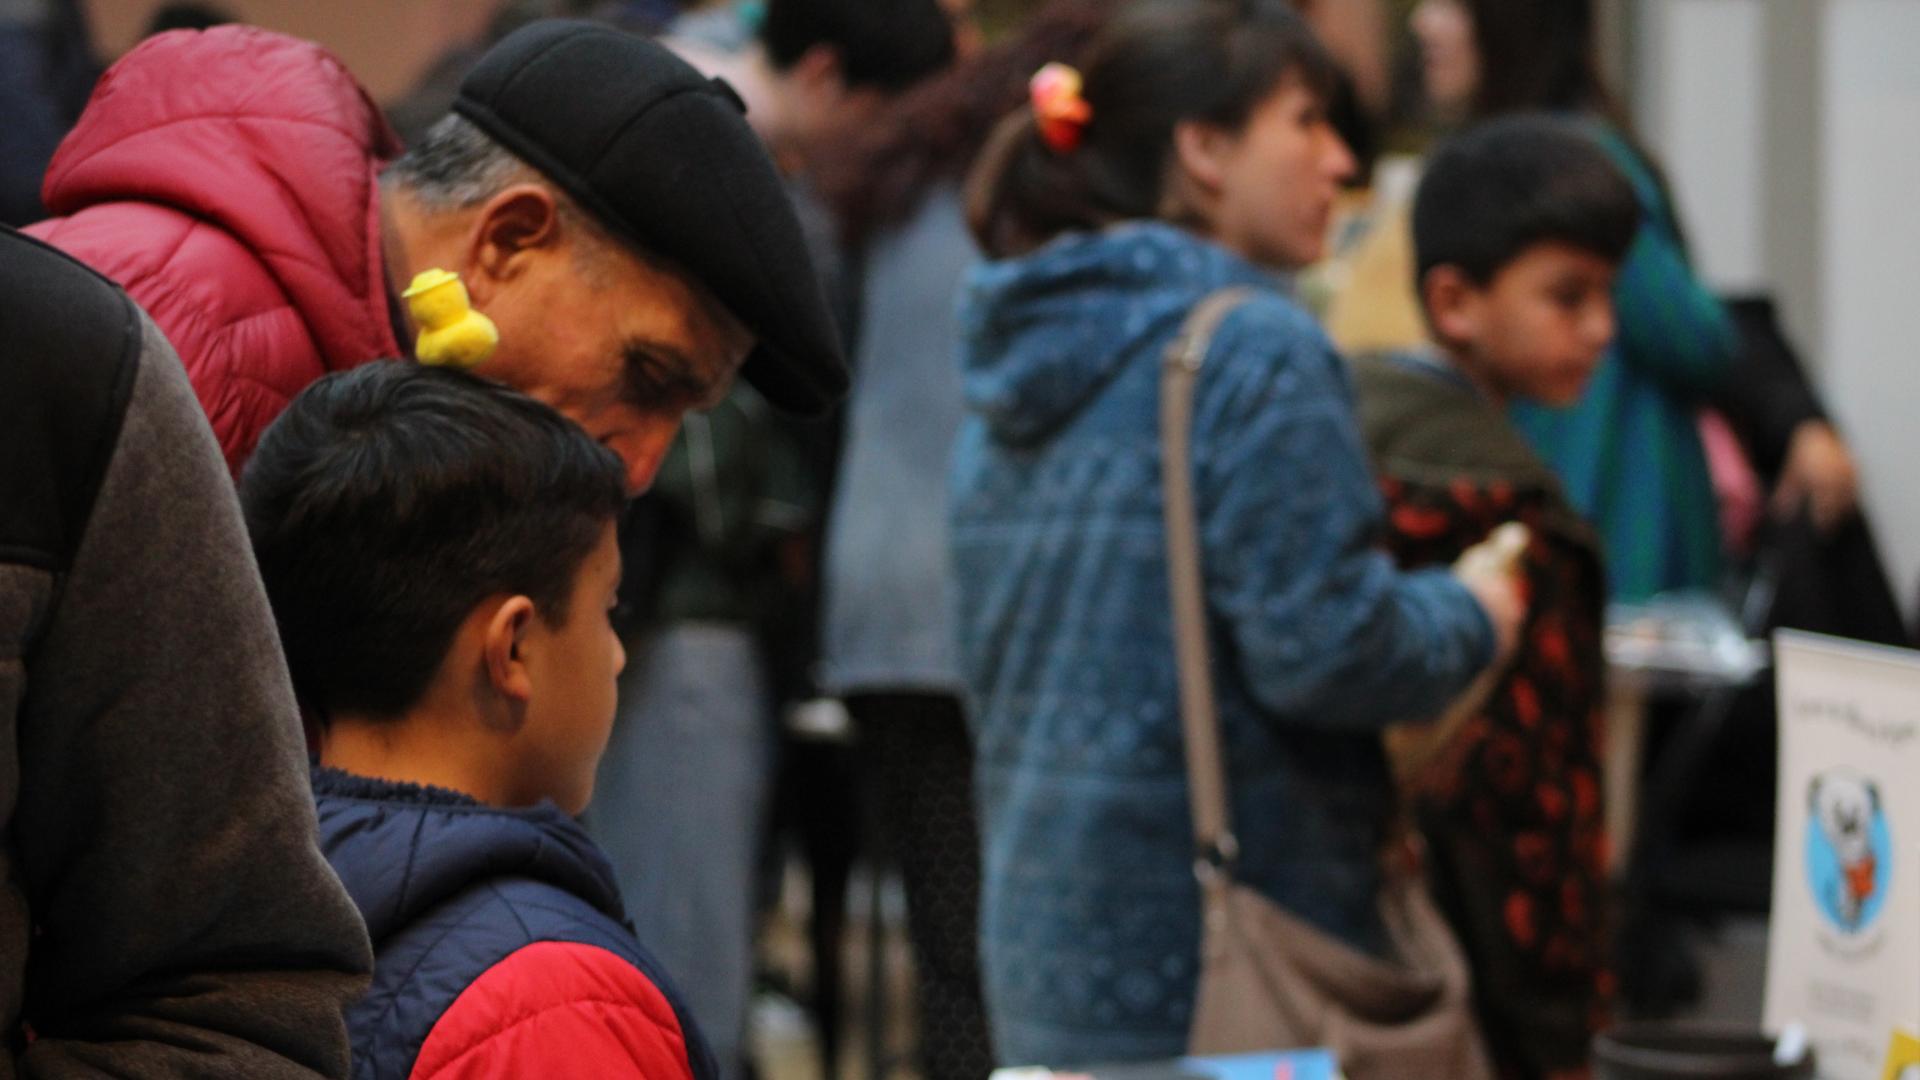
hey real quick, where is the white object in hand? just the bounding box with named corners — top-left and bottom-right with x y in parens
top-left (1453, 521), bottom-right (1530, 578)
top-left (1772, 1022), bottom-right (1808, 1066)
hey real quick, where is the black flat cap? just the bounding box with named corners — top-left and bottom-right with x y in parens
top-left (455, 20), bottom-right (846, 414)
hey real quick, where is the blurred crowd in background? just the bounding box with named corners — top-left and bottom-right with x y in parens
top-left (4, 2), bottom-right (1917, 1079)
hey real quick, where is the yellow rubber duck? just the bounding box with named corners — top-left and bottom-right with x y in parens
top-left (404, 268), bottom-right (498, 368)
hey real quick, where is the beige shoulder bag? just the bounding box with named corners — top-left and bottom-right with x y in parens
top-left (1160, 289), bottom-right (1494, 1080)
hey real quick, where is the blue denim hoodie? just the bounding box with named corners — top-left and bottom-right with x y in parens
top-left (950, 223), bottom-right (1493, 1066)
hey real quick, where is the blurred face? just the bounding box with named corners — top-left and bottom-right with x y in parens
top-left (941, 0), bottom-right (983, 59)
top-left (1435, 242), bottom-right (1618, 406)
top-left (1412, 0), bottom-right (1480, 113)
top-left (756, 46), bottom-right (891, 165)
top-left (478, 244), bottom-right (754, 494)
top-left (1200, 80), bottom-right (1357, 270)
top-left (515, 523), bottom-right (626, 816)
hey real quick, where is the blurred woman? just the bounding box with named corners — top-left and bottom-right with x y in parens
top-left (953, 0), bottom-right (1521, 1064)
top-left (812, 6), bottom-right (1111, 1079)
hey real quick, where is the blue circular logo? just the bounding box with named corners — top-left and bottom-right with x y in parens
top-left (1806, 769), bottom-right (1892, 935)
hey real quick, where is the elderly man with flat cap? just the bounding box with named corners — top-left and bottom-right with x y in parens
top-left (29, 19), bottom-right (845, 494)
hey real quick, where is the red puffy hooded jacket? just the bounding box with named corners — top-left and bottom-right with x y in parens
top-left (29, 26), bottom-right (406, 476)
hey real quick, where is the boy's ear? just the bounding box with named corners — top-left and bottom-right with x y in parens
top-left (481, 595), bottom-right (539, 708)
top-left (1421, 264), bottom-right (1482, 347)
top-left (789, 43), bottom-right (847, 98)
top-left (465, 184), bottom-right (563, 304)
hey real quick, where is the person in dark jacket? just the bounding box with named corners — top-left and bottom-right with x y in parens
top-left (0, 0), bottom-right (95, 227)
top-left (587, 8), bottom-right (954, 1077)
top-left (240, 361), bottom-right (713, 1079)
top-left (0, 225), bottom-right (372, 1077)
top-left (30, 20), bottom-right (845, 491)
top-left (1350, 117), bottom-right (1640, 1080)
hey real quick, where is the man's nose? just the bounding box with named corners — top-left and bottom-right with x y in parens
top-left (606, 417), bottom-right (683, 495)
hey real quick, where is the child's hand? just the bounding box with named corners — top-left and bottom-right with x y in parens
top-left (1453, 522), bottom-right (1529, 667)
top-left (1386, 524), bottom-right (1531, 790)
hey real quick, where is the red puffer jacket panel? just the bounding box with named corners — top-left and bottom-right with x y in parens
top-left (28, 26), bottom-right (406, 476)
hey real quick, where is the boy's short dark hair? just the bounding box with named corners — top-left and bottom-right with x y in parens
top-left (241, 362), bottom-right (628, 722)
top-left (759, 0), bottom-right (956, 92)
top-left (1413, 114), bottom-right (1640, 289)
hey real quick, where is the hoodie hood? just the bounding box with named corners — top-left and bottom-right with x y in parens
top-left (40, 26), bottom-right (403, 369)
top-left (956, 222), bottom-right (1279, 446)
top-left (311, 767), bottom-right (624, 945)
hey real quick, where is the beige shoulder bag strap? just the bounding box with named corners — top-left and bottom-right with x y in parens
top-left (1159, 286), bottom-right (1258, 881)
top-left (1162, 291), bottom-right (1495, 1077)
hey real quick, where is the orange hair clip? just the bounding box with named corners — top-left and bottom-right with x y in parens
top-left (1030, 62), bottom-right (1092, 154)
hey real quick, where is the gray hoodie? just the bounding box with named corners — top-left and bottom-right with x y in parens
top-left (0, 227), bottom-right (372, 1077)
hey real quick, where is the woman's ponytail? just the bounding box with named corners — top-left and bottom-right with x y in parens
top-left (965, 81), bottom-right (1114, 259)
top-left (962, 0), bottom-right (1336, 260)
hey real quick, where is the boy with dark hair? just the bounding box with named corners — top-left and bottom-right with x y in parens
top-left (241, 361), bottom-right (714, 1080)
top-left (1350, 114), bottom-right (1640, 1080)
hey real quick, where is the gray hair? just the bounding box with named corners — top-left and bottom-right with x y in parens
top-left (383, 114), bottom-right (541, 210)
top-left (384, 113), bottom-right (620, 264)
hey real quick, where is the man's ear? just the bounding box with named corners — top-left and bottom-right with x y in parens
top-left (481, 595), bottom-right (539, 709)
top-left (1421, 264), bottom-right (1481, 347)
top-left (465, 184), bottom-right (562, 304)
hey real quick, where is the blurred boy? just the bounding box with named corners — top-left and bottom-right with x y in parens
top-left (241, 362), bottom-right (714, 1080)
top-left (1349, 115), bottom-right (1639, 1080)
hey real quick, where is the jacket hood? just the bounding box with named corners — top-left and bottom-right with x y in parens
top-left (41, 26), bottom-right (403, 368)
top-left (956, 222), bottom-right (1279, 446)
top-left (312, 768), bottom-right (624, 945)
top-left (1350, 351), bottom-right (1602, 556)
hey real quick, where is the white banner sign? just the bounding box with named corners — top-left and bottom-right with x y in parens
top-left (1766, 631), bottom-right (1920, 1080)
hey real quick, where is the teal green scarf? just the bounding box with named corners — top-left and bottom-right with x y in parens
top-left (1509, 122), bottom-right (1734, 601)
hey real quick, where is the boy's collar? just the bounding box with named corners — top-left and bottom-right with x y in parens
top-left (1397, 343), bottom-right (1487, 401)
top-left (310, 764), bottom-right (484, 808)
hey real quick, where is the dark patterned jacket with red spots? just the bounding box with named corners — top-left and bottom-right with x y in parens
top-left (1352, 351), bottom-right (1610, 1080)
